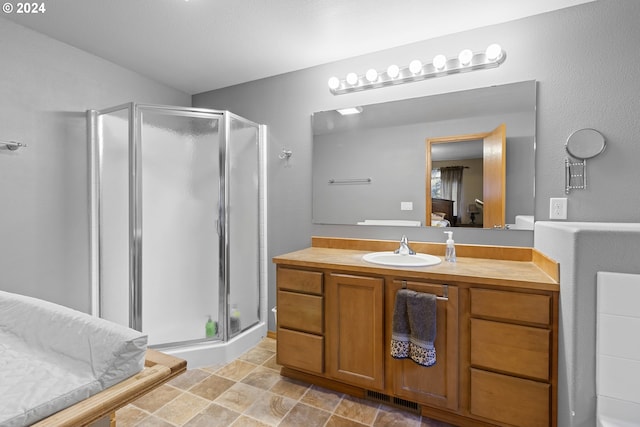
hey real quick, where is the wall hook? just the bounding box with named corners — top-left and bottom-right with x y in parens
top-left (278, 148), bottom-right (292, 160)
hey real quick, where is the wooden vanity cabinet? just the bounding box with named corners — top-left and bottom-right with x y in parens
top-left (276, 267), bottom-right (324, 374)
top-left (386, 280), bottom-right (459, 411)
top-left (274, 243), bottom-right (559, 427)
top-left (326, 273), bottom-right (385, 390)
top-left (468, 288), bottom-right (556, 427)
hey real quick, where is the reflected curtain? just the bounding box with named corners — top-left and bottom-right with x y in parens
top-left (440, 166), bottom-right (464, 218)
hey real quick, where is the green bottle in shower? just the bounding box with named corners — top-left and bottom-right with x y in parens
top-left (230, 304), bottom-right (241, 334)
top-left (206, 315), bottom-right (217, 338)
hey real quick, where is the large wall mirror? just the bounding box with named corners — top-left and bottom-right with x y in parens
top-left (312, 80), bottom-right (536, 230)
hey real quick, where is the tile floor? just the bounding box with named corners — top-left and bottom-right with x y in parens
top-left (116, 338), bottom-right (456, 427)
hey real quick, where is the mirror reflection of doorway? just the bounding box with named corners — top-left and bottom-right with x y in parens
top-left (426, 124), bottom-right (506, 228)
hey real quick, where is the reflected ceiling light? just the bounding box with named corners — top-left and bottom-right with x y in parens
top-left (327, 43), bottom-right (506, 95)
top-left (387, 64), bottom-right (400, 79)
top-left (336, 106), bottom-right (363, 115)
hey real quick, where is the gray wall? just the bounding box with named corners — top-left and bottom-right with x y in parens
top-left (0, 18), bottom-right (190, 312)
top-left (193, 1), bottom-right (640, 330)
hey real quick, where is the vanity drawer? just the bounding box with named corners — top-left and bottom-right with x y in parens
top-left (470, 288), bottom-right (550, 326)
top-left (471, 318), bottom-right (550, 381)
top-left (277, 328), bottom-right (324, 374)
top-left (277, 267), bottom-right (323, 295)
top-left (277, 290), bottom-right (323, 334)
top-left (470, 368), bottom-right (549, 427)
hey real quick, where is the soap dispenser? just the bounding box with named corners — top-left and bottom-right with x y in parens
top-left (444, 231), bottom-right (456, 263)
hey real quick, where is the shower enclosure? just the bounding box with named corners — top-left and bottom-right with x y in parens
top-left (88, 103), bottom-right (266, 366)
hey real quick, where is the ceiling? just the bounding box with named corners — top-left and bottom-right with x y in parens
top-left (4, 0), bottom-right (594, 95)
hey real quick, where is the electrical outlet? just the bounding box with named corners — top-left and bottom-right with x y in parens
top-left (550, 198), bottom-right (568, 220)
top-left (401, 202), bottom-right (413, 211)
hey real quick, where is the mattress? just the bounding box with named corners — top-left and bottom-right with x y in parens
top-left (0, 291), bottom-right (147, 427)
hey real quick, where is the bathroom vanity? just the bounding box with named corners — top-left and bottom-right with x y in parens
top-left (273, 237), bottom-right (559, 427)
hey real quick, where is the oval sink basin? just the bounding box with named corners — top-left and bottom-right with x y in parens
top-left (362, 251), bottom-right (442, 267)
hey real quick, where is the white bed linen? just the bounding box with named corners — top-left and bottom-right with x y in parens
top-left (0, 291), bottom-right (147, 427)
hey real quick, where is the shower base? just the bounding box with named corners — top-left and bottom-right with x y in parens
top-left (160, 322), bottom-right (268, 369)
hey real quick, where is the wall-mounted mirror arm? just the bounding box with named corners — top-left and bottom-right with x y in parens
top-left (565, 157), bottom-right (588, 194)
top-left (564, 128), bottom-right (606, 194)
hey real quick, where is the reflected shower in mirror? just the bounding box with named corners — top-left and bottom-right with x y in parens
top-left (312, 80), bottom-right (536, 230)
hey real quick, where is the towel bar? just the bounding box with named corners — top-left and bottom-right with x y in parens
top-left (328, 177), bottom-right (371, 184)
top-left (0, 140), bottom-right (27, 151)
top-left (401, 281), bottom-right (449, 301)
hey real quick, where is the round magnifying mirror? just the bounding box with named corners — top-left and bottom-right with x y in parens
top-left (565, 128), bottom-right (606, 160)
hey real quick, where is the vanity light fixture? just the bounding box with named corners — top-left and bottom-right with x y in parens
top-left (365, 68), bottom-right (379, 83)
top-left (432, 54), bottom-right (447, 71)
top-left (328, 76), bottom-right (340, 90)
top-left (485, 43), bottom-right (504, 62)
top-left (408, 59), bottom-right (423, 74)
top-left (387, 64), bottom-right (400, 79)
top-left (345, 72), bottom-right (359, 86)
top-left (458, 49), bottom-right (474, 66)
top-left (327, 43), bottom-right (506, 95)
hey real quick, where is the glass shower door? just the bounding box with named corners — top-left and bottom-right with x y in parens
top-left (91, 105), bottom-right (131, 327)
top-left (138, 107), bottom-right (222, 346)
top-left (227, 115), bottom-right (261, 338)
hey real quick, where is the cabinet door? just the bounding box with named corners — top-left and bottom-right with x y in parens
top-left (326, 273), bottom-right (385, 390)
top-left (387, 280), bottom-right (459, 410)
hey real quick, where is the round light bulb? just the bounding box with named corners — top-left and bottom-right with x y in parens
top-left (432, 54), bottom-right (447, 71)
top-left (408, 59), bottom-right (423, 74)
top-left (365, 68), bottom-right (378, 83)
top-left (387, 64), bottom-right (400, 79)
top-left (485, 43), bottom-right (503, 61)
top-left (327, 76), bottom-right (340, 90)
top-left (458, 49), bottom-right (473, 66)
top-left (346, 72), bottom-right (358, 85)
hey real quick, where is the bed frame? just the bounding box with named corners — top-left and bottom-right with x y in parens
top-left (33, 349), bottom-right (186, 427)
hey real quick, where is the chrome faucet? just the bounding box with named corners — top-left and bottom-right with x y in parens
top-left (394, 235), bottom-right (416, 255)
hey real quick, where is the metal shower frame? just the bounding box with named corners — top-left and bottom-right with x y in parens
top-left (88, 102), bottom-right (266, 346)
